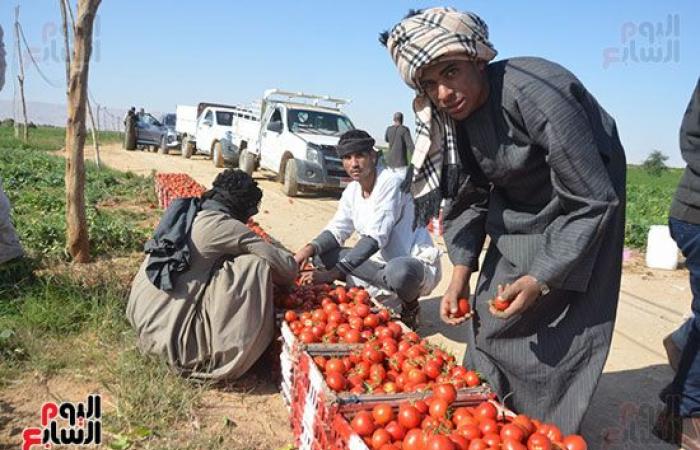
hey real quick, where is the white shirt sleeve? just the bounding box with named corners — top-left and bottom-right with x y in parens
top-left (324, 186), bottom-right (356, 246)
top-left (363, 174), bottom-right (404, 249)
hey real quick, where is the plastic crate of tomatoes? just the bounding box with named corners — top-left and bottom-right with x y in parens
top-left (290, 349), bottom-right (340, 450)
top-left (326, 396), bottom-right (590, 450)
top-left (288, 334), bottom-right (495, 450)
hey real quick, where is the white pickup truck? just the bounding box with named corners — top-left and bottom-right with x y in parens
top-left (240, 89), bottom-right (356, 197)
top-left (176, 103), bottom-right (259, 168)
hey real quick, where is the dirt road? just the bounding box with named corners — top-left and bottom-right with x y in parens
top-left (94, 143), bottom-right (690, 449)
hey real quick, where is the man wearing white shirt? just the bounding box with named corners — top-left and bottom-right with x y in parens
top-left (294, 130), bottom-right (441, 328)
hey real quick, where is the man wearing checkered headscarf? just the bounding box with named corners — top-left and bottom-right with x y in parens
top-left (383, 7), bottom-right (628, 435)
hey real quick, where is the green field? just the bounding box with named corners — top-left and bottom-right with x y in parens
top-left (0, 123), bottom-right (121, 152)
top-left (625, 165), bottom-right (683, 248)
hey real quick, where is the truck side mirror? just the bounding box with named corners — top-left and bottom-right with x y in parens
top-left (267, 121), bottom-right (283, 133)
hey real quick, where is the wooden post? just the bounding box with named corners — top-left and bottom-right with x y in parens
top-left (14, 6), bottom-right (28, 141)
top-left (64, 0), bottom-right (101, 263)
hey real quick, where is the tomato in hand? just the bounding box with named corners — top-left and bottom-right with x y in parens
top-left (454, 298), bottom-right (471, 317)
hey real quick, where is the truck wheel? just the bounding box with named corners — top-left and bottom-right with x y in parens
top-left (182, 138), bottom-right (194, 159)
top-left (240, 149), bottom-right (256, 176)
top-left (282, 158), bottom-right (299, 197)
top-left (213, 142), bottom-right (225, 168)
top-left (158, 136), bottom-right (169, 155)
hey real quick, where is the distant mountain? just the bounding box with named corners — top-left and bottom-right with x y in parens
top-left (0, 100), bottom-right (160, 131)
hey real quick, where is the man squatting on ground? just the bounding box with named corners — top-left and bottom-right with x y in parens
top-left (294, 130), bottom-right (441, 328)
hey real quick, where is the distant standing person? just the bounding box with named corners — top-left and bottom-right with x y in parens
top-left (384, 112), bottom-right (414, 170)
top-left (123, 106), bottom-right (136, 150)
top-left (656, 78), bottom-right (700, 447)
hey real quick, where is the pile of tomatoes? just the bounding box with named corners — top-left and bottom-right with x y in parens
top-left (155, 173), bottom-right (206, 207)
top-left (246, 218), bottom-right (271, 242)
top-left (347, 397), bottom-right (587, 450)
top-left (282, 285), bottom-right (399, 345)
top-left (315, 331), bottom-right (482, 395)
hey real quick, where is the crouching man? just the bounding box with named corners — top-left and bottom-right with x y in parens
top-left (294, 130), bottom-right (441, 328)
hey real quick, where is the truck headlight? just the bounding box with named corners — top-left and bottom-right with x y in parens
top-left (306, 143), bottom-right (322, 162)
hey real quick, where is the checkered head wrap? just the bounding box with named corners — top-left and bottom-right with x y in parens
top-left (386, 7), bottom-right (497, 228)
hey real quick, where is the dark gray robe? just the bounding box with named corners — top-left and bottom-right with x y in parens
top-left (443, 57), bottom-right (626, 434)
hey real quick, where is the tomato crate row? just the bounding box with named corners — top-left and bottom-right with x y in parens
top-left (154, 172), bottom-right (206, 209)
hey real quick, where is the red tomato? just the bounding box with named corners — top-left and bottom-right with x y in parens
top-left (344, 329), bottom-right (362, 343)
top-left (454, 298), bottom-right (471, 317)
top-left (512, 415), bottom-right (535, 435)
top-left (501, 423), bottom-right (527, 443)
top-left (371, 428), bottom-right (392, 449)
top-left (449, 433), bottom-right (470, 450)
top-left (351, 411), bottom-right (376, 437)
top-left (433, 383), bottom-right (457, 405)
top-left (539, 424), bottom-right (563, 444)
top-left (425, 434), bottom-right (456, 450)
top-left (354, 303), bottom-right (371, 318)
top-left (467, 438), bottom-right (489, 450)
top-left (385, 420), bottom-right (406, 441)
top-left (561, 435), bottom-right (587, 450)
top-left (325, 358), bottom-right (345, 374)
top-left (284, 310), bottom-right (297, 322)
top-left (299, 329), bottom-right (315, 344)
top-left (403, 429), bottom-right (425, 450)
top-left (372, 403), bottom-right (395, 426)
top-left (464, 370), bottom-right (480, 387)
top-left (451, 407), bottom-right (472, 427)
top-left (429, 398), bottom-right (449, 419)
top-left (408, 368), bottom-right (428, 385)
top-left (398, 404), bottom-right (422, 429)
top-left (364, 314), bottom-right (380, 329)
top-left (527, 433), bottom-right (552, 450)
top-left (457, 424), bottom-right (481, 441)
top-left (474, 402), bottom-right (498, 421)
top-left (501, 438), bottom-right (528, 450)
top-left (482, 432), bottom-right (501, 447)
top-left (492, 296), bottom-right (511, 311)
top-left (478, 418), bottom-right (498, 436)
top-left (325, 371), bottom-right (346, 391)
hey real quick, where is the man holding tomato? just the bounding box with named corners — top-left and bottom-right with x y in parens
top-left (294, 129), bottom-right (442, 329)
top-left (382, 8), bottom-right (626, 434)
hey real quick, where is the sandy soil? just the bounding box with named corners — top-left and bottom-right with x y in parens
top-left (7, 143), bottom-right (688, 449)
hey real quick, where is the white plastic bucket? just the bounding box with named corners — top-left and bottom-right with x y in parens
top-left (645, 225), bottom-right (679, 270)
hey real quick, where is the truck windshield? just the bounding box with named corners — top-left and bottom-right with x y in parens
top-left (287, 109), bottom-right (354, 136)
top-left (216, 111), bottom-right (234, 126)
top-left (163, 114), bottom-right (176, 126)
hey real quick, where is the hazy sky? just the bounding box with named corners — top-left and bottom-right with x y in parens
top-left (5, 0), bottom-right (699, 166)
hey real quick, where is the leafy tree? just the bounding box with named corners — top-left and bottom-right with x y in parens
top-left (642, 150), bottom-right (669, 176)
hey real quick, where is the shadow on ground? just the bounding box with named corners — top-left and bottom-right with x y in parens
top-left (582, 364), bottom-right (678, 449)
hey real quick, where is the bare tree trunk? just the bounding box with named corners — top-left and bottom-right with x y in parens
top-left (59, 0), bottom-right (70, 94)
top-left (14, 7), bottom-right (28, 142)
top-left (62, 0), bottom-right (100, 169)
top-left (65, 0), bottom-right (101, 263)
top-left (86, 98), bottom-right (101, 169)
